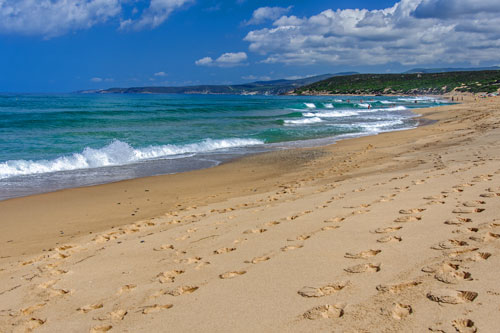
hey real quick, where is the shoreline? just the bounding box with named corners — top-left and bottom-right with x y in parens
top-left (2, 95), bottom-right (500, 332)
top-left (0, 98), bottom-right (461, 258)
top-left (0, 95), bottom-right (437, 202)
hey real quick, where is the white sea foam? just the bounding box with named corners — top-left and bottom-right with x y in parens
top-left (304, 111), bottom-right (359, 118)
top-left (397, 96), bottom-right (437, 102)
top-left (284, 117), bottom-right (323, 125)
top-left (324, 103), bottom-right (334, 109)
top-left (334, 99), bottom-right (342, 102)
top-left (357, 103), bottom-right (370, 108)
top-left (380, 100), bottom-right (393, 104)
top-left (0, 138), bottom-right (264, 179)
top-left (359, 119), bottom-right (404, 132)
top-left (358, 105), bottom-right (408, 113)
top-left (304, 103), bottom-right (316, 108)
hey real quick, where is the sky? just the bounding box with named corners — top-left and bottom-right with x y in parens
top-left (1, 0), bottom-right (500, 92)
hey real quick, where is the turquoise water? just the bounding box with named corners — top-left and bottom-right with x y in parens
top-left (0, 94), bottom-right (448, 199)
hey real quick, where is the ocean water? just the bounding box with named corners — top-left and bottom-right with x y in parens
top-left (0, 94), bottom-right (448, 200)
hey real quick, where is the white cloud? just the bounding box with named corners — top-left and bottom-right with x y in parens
top-left (195, 52), bottom-right (248, 67)
top-left (120, 0), bottom-right (193, 31)
top-left (0, 0), bottom-right (121, 38)
top-left (244, 0), bottom-right (500, 66)
top-left (246, 6), bottom-right (292, 25)
top-left (154, 71), bottom-right (167, 77)
top-left (195, 56), bottom-right (214, 66)
top-left (216, 52), bottom-right (248, 65)
top-left (0, 0), bottom-right (192, 37)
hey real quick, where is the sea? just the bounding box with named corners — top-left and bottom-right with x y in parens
top-left (0, 94), bottom-right (449, 200)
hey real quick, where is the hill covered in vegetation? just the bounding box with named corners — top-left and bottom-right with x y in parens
top-left (293, 70), bottom-right (500, 95)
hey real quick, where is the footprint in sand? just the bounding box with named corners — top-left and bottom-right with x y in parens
top-left (452, 208), bottom-right (485, 214)
top-left (423, 195), bottom-right (448, 200)
top-left (245, 256), bottom-right (271, 264)
top-left (90, 325), bottom-right (113, 333)
top-left (97, 309), bottom-right (128, 321)
top-left (219, 271), bottom-right (246, 279)
top-left (377, 236), bottom-right (402, 243)
top-left (93, 234), bottom-right (119, 243)
top-left (38, 280), bottom-right (58, 289)
top-left (213, 247), bottom-right (236, 255)
top-left (372, 226), bottom-right (402, 234)
top-left (264, 221), bottom-right (280, 227)
top-left (446, 247), bottom-right (479, 259)
top-left (452, 319), bottom-right (477, 333)
top-left (293, 234), bottom-right (311, 241)
top-left (166, 285), bottom-right (199, 296)
top-left (399, 208), bottom-right (426, 214)
top-left (281, 245), bottom-right (303, 252)
top-left (394, 216), bottom-right (422, 223)
top-left (431, 239), bottom-right (469, 250)
top-left (435, 270), bottom-right (472, 284)
top-left (153, 244), bottom-right (174, 251)
top-left (243, 228), bottom-right (267, 234)
top-left (444, 217), bottom-right (472, 225)
top-left (422, 262), bottom-right (460, 274)
top-left (460, 252), bottom-right (492, 262)
top-left (344, 263), bottom-right (381, 273)
top-left (461, 200), bottom-right (486, 207)
top-left (322, 226), bottom-right (340, 231)
top-left (77, 303), bottom-right (103, 313)
top-left (302, 304), bottom-right (345, 320)
top-left (426, 200), bottom-right (446, 205)
top-left (142, 304), bottom-right (173, 314)
top-left (298, 281), bottom-right (349, 297)
top-left (48, 288), bottom-right (72, 297)
top-left (324, 217), bottom-right (345, 223)
top-left (376, 281), bottom-right (421, 293)
top-left (344, 249), bottom-right (381, 259)
top-left (117, 284), bottom-right (137, 294)
top-left (24, 318), bottom-right (46, 331)
top-left (175, 257), bottom-right (202, 264)
top-left (156, 270), bottom-right (184, 284)
top-left (426, 289), bottom-right (478, 304)
top-left (480, 192), bottom-right (499, 198)
top-left (469, 232), bottom-right (500, 243)
top-left (391, 303), bottom-right (413, 320)
top-left (20, 303), bottom-right (46, 316)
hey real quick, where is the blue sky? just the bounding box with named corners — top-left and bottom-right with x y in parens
top-left (1, 0), bottom-right (500, 92)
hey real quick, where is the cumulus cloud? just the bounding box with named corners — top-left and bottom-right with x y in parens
top-left (195, 57), bottom-right (214, 66)
top-left (0, 0), bottom-right (192, 37)
top-left (246, 6), bottom-right (292, 25)
top-left (244, 0), bottom-right (500, 66)
top-left (195, 52), bottom-right (248, 67)
top-left (120, 0), bottom-right (193, 31)
top-left (154, 71), bottom-right (167, 77)
top-left (0, 0), bottom-right (121, 38)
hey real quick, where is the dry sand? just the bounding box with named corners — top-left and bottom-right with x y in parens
top-left (1, 96), bottom-right (500, 332)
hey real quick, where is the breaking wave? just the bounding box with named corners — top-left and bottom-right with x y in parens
top-left (0, 138), bottom-right (264, 179)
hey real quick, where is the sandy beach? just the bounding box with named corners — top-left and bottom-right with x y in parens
top-left (1, 95), bottom-right (500, 332)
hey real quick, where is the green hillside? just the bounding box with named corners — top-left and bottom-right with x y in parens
top-left (294, 70), bottom-right (500, 95)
